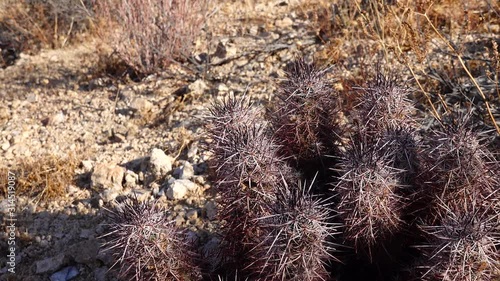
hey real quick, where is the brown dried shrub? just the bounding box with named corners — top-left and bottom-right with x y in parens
top-left (93, 0), bottom-right (210, 76)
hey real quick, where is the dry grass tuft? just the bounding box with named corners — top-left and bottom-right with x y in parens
top-left (0, 0), bottom-right (94, 54)
top-left (0, 153), bottom-right (80, 201)
top-left (298, 0), bottom-right (500, 135)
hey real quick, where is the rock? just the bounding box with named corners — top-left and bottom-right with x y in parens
top-left (49, 266), bottom-right (79, 281)
top-left (124, 170), bottom-right (138, 188)
top-left (150, 182), bottom-right (160, 196)
top-left (1, 141), bottom-right (10, 151)
top-left (249, 25), bottom-right (259, 36)
top-left (44, 112), bottom-right (65, 126)
top-left (35, 253), bottom-right (68, 274)
top-left (79, 229), bottom-right (93, 239)
top-left (91, 162), bottom-right (125, 191)
top-left (213, 42), bottom-right (227, 59)
top-left (40, 239), bottom-right (49, 247)
top-left (193, 176), bottom-right (205, 185)
top-left (0, 199), bottom-right (13, 214)
top-left (187, 143), bottom-right (198, 159)
top-left (186, 209), bottom-right (198, 221)
top-left (93, 267), bottom-right (108, 281)
top-left (100, 189), bottom-right (119, 203)
top-left (149, 148), bottom-right (174, 178)
top-left (275, 17), bottom-right (293, 29)
top-left (66, 239), bottom-right (100, 264)
top-left (0, 106), bottom-right (9, 124)
top-left (179, 162), bottom-right (194, 180)
top-left (129, 97), bottom-right (153, 113)
top-left (66, 185), bottom-right (79, 195)
top-left (204, 201), bottom-right (217, 220)
top-left (235, 58), bottom-right (249, 67)
top-left (166, 181), bottom-right (187, 200)
top-left (81, 160), bottom-right (94, 173)
top-left (216, 83), bottom-right (229, 93)
top-left (96, 248), bottom-right (114, 266)
top-left (175, 215), bottom-right (185, 226)
top-left (188, 79), bottom-right (209, 97)
top-left (26, 93), bottom-right (38, 103)
top-left (202, 237), bottom-right (225, 271)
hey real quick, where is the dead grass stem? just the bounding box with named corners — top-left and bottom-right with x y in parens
top-left (0, 152), bottom-right (80, 202)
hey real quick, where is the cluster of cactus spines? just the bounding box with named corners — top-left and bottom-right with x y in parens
top-left (247, 178), bottom-right (338, 281)
top-left (271, 58), bottom-right (340, 162)
top-left (425, 113), bottom-right (498, 205)
top-left (335, 137), bottom-right (406, 256)
top-left (208, 95), bottom-right (262, 136)
top-left (353, 73), bottom-right (417, 136)
top-left (413, 113), bottom-right (500, 280)
top-left (334, 73), bottom-right (422, 257)
top-left (417, 202), bottom-right (500, 281)
top-left (207, 94), bottom-right (335, 280)
top-left (101, 198), bottom-right (200, 281)
top-left (206, 60), bottom-right (500, 281)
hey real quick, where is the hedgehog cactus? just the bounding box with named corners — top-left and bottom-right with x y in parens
top-left (335, 137), bottom-right (407, 256)
top-left (334, 74), bottom-right (421, 257)
top-left (101, 198), bottom-right (201, 281)
top-left (414, 113), bottom-right (500, 281)
top-left (417, 202), bottom-right (500, 281)
top-left (353, 73), bottom-right (416, 137)
top-left (271, 59), bottom-right (341, 163)
top-left (248, 178), bottom-right (338, 281)
top-left (207, 94), bottom-right (337, 280)
top-left (425, 113), bottom-right (499, 205)
top-left (204, 61), bottom-right (499, 281)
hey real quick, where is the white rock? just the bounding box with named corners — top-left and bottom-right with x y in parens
top-left (275, 17), bottom-right (293, 29)
top-left (187, 143), bottom-right (198, 159)
top-left (166, 179), bottom-right (197, 200)
top-left (1, 141), bottom-right (10, 151)
top-left (129, 97), bottom-right (153, 113)
top-left (150, 182), bottom-right (160, 196)
top-left (149, 148), bottom-right (174, 178)
top-left (179, 162), bottom-right (194, 180)
top-left (124, 170), bottom-right (138, 188)
top-left (188, 79), bottom-right (209, 97)
top-left (47, 112), bottom-right (65, 126)
top-left (167, 184), bottom-right (187, 200)
top-left (217, 83), bottom-right (229, 93)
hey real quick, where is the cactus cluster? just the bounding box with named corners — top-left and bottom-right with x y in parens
top-left (102, 59), bottom-right (498, 281)
top-left (207, 60), bottom-right (499, 281)
top-left (206, 93), bottom-right (336, 280)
